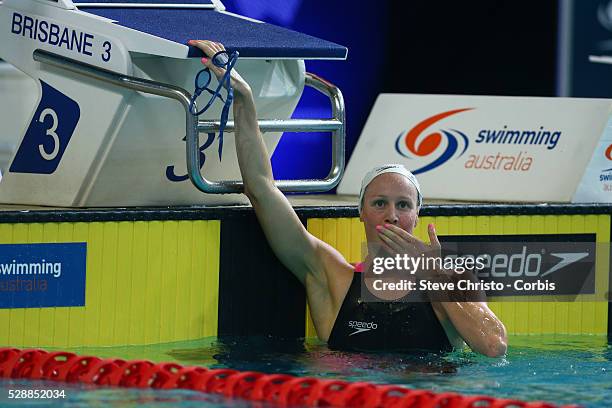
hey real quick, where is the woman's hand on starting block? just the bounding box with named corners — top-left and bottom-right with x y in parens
top-left (188, 40), bottom-right (251, 97)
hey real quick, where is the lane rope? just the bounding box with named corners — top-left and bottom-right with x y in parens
top-left (0, 348), bottom-right (581, 408)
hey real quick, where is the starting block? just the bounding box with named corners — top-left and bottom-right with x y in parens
top-left (0, 0), bottom-right (347, 206)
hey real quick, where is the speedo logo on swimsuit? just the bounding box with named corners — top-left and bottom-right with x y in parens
top-left (348, 321), bottom-right (378, 336)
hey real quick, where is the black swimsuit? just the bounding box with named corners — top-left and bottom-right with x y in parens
top-left (328, 264), bottom-right (452, 353)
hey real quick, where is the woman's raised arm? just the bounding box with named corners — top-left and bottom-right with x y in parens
top-left (189, 40), bottom-right (342, 286)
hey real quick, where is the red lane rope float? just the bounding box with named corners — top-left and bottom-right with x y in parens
top-left (0, 348), bottom-right (581, 408)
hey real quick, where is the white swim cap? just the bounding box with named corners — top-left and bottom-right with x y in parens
top-left (358, 164), bottom-right (422, 214)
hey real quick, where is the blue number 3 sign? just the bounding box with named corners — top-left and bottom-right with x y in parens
top-left (10, 81), bottom-right (80, 174)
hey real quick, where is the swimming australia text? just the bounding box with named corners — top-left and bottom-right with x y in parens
top-left (0, 259), bottom-right (62, 278)
top-left (11, 12), bottom-right (95, 57)
top-left (475, 126), bottom-right (561, 150)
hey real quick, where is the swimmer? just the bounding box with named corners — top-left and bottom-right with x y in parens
top-left (189, 40), bottom-right (507, 357)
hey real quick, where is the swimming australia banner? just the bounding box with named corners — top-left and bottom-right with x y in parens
top-left (0, 242), bottom-right (87, 308)
top-left (339, 94), bottom-right (612, 202)
top-left (573, 112), bottom-right (612, 202)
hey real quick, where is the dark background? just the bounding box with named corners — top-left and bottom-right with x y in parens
top-left (225, 0), bottom-right (560, 181)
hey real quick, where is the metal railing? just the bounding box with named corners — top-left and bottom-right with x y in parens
top-left (33, 49), bottom-right (345, 194)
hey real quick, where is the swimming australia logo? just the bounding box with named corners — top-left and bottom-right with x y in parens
top-left (395, 108), bottom-right (473, 175)
top-left (600, 144), bottom-right (612, 182)
top-left (348, 320), bottom-right (378, 336)
top-left (606, 144), bottom-right (612, 161)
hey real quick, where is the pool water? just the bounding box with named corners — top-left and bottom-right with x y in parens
top-left (0, 335), bottom-right (610, 407)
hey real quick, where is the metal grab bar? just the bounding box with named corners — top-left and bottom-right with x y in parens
top-left (32, 50), bottom-right (345, 194)
top-left (198, 119), bottom-right (342, 133)
top-left (196, 73), bottom-right (345, 193)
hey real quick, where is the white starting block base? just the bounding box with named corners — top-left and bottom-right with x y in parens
top-left (0, 57), bottom-right (303, 207)
top-left (0, 63), bottom-right (38, 176)
top-left (0, 0), bottom-right (309, 207)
